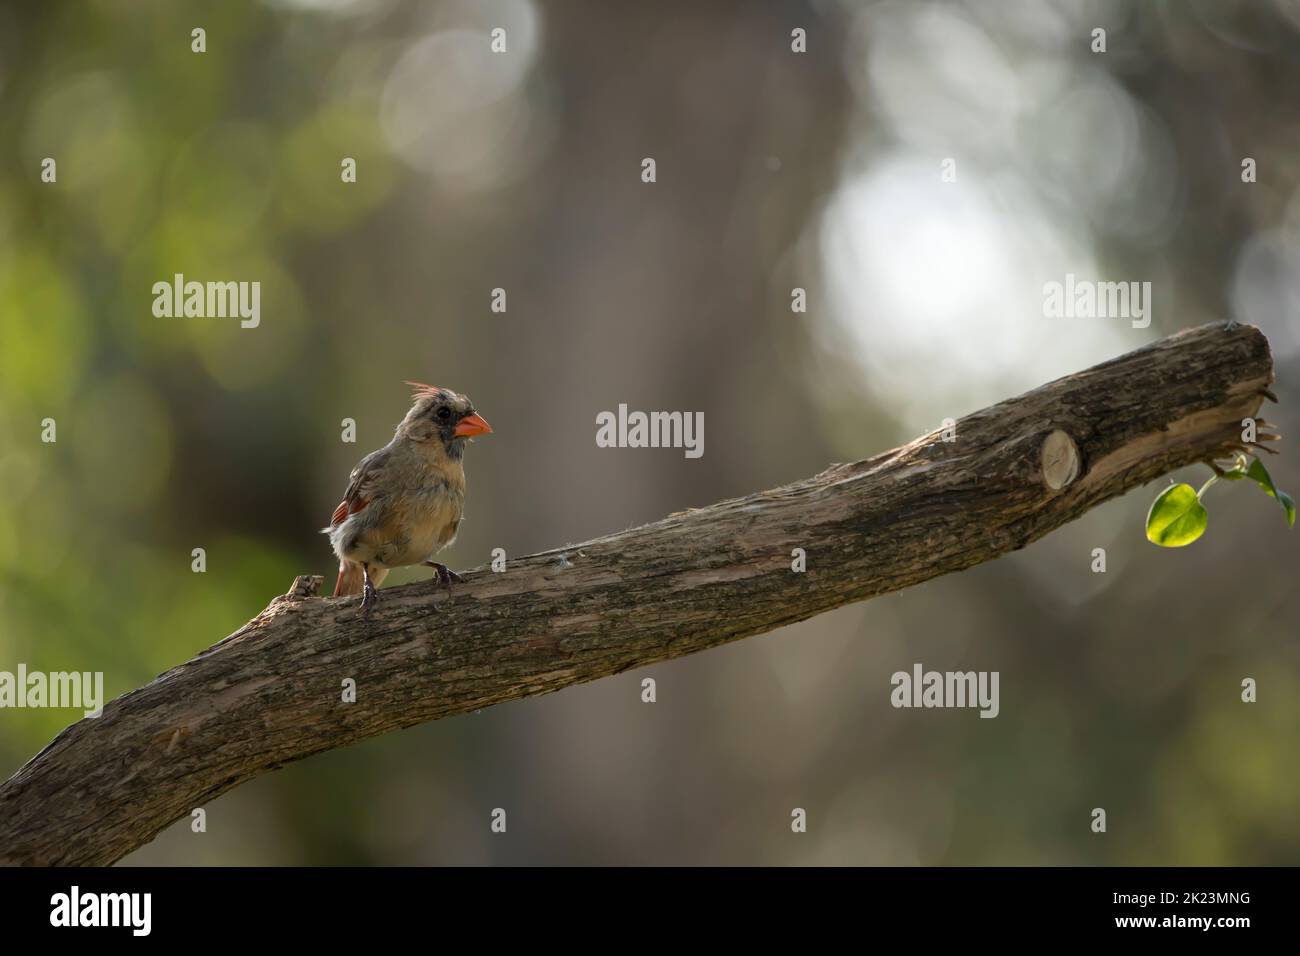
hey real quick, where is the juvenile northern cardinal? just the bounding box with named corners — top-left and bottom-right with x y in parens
top-left (326, 383), bottom-right (492, 611)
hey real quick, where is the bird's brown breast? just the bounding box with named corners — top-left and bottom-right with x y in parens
top-left (355, 483), bottom-right (464, 569)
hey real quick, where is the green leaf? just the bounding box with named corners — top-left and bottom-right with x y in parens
top-left (1146, 483), bottom-right (1208, 547)
top-left (1280, 491), bottom-right (1297, 527)
top-left (1245, 459), bottom-right (1296, 527)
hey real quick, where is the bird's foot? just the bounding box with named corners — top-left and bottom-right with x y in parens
top-left (424, 562), bottom-right (463, 601)
top-left (360, 578), bottom-right (379, 614)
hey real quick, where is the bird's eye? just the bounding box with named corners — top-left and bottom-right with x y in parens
top-left (436, 407), bottom-right (451, 421)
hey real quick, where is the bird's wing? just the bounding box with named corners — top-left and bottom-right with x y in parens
top-left (330, 447), bottom-right (391, 526)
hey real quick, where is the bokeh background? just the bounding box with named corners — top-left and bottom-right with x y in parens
top-left (1, 0), bottom-right (1298, 865)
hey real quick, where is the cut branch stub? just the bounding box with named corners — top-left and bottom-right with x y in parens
top-left (1041, 429), bottom-right (1082, 490)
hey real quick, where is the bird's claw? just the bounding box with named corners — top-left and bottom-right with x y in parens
top-left (360, 579), bottom-right (378, 615)
top-left (425, 562), bottom-right (462, 602)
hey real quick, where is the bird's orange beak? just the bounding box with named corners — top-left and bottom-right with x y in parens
top-left (453, 413), bottom-right (493, 438)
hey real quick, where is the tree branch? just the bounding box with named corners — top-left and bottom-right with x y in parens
top-left (0, 322), bottom-right (1276, 865)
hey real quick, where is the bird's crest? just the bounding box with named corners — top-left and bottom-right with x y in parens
top-left (405, 381), bottom-right (447, 401)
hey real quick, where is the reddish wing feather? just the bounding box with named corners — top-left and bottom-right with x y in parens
top-left (330, 497), bottom-right (368, 527)
top-left (332, 447), bottom-right (388, 527)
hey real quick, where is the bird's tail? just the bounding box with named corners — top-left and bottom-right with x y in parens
top-left (334, 560), bottom-right (365, 597)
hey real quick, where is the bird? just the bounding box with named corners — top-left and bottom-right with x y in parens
top-left (325, 383), bottom-right (492, 612)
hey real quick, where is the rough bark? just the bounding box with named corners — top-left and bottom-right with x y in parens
top-left (0, 322), bottom-right (1277, 866)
